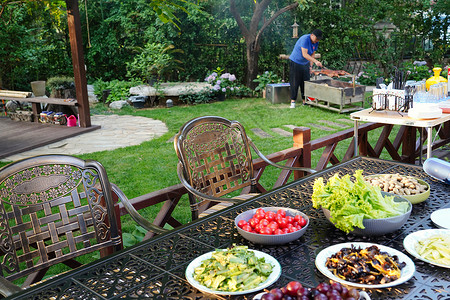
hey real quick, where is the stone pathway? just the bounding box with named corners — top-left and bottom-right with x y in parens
top-left (1, 114), bottom-right (168, 162)
top-left (319, 120), bottom-right (349, 129)
top-left (251, 128), bottom-right (273, 138)
top-left (270, 128), bottom-right (293, 137)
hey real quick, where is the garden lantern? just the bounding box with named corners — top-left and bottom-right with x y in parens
top-left (292, 20), bottom-right (299, 38)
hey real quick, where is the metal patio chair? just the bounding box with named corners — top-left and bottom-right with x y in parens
top-left (0, 154), bottom-right (166, 297)
top-left (174, 116), bottom-right (316, 220)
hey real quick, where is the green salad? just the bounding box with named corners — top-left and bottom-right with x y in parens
top-left (193, 245), bottom-right (273, 292)
top-left (312, 170), bottom-right (410, 233)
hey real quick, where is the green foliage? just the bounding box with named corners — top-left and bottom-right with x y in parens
top-left (179, 87), bottom-right (215, 105)
top-left (46, 76), bottom-right (74, 90)
top-left (93, 79), bottom-right (143, 103)
top-left (126, 43), bottom-right (184, 83)
top-left (355, 63), bottom-right (384, 86)
top-left (253, 71), bottom-right (281, 92)
top-left (400, 62), bottom-right (432, 81)
top-left (233, 86), bottom-right (254, 98)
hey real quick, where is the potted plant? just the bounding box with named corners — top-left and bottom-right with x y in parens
top-left (253, 71), bottom-right (280, 98)
top-left (205, 67), bottom-right (239, 101)
top-left (47, 76), bottom-right (75, 98)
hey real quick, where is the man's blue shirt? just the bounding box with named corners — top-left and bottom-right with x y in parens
top-left (289, 34), bottom-right (319, 65)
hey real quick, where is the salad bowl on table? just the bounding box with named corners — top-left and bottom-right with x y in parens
top-left (322, 193), bottom-right (412, 236)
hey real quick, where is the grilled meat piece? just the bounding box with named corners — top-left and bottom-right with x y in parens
top-left (311, 69), bottom-right (351, 78)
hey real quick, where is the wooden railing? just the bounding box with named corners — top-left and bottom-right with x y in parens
top-left (118, 120), bottom-right (450, 231)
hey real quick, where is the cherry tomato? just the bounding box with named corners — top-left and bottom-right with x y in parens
top-left (255, 208), bottom-right (265, 215)
top-left (276, 209), bottom-right (286, 217)
top-left (260, 226), bottom-right (272, 235)
top-left (265, 211), bottom-right (275, 222)
top-left (242, 224), bottom-right (252, 232)
top-left (267, 222), bottom-right (279, 233)
top-left (298, 216), bottom-right (307, 227)
top-left (238, 220), bottom-right (248, 228)
top-left (249, 218), bottom-right (259, 228)
top-left (277, 218), bottom-right (288, 228)
top-left (289, 227), bottom-right (298, 233)
top-left (255, 211), bottom-right (266, 220)
top-left (254, 223), bottom-right (262, 233)
top-left (293, 221), bottom-right (299, 227)
top-left (282, 228), bottom-right (290, 234)
top-left (274, 229), bottom-right (284, 235)
top-left (259, 218), bottom-right (269, 227)
top-left (285, 216), bottom-right (294, 224)
top-left (296, 225), bottom-right (303, 230)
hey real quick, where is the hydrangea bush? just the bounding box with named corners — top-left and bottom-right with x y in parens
top-left (205, 67), bottom-right (239, 96)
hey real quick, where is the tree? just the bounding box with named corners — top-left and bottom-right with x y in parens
top-left (229, 0), bottom-right (311, 88)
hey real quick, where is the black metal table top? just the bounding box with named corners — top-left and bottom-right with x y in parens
top-left (9, 157), bottom-right (450, 300)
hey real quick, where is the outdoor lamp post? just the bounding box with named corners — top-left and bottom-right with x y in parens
top-left (292, 21), bottom-right (299, 38)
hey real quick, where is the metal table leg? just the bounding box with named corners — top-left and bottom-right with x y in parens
top-left (427, 126), bottom-right (432, 159)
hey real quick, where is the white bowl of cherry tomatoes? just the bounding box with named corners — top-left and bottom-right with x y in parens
top-left (235, 207), bottom-right (309, 245)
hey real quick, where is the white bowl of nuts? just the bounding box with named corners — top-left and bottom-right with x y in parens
top-left (364, 174), bottom-right (430, 204)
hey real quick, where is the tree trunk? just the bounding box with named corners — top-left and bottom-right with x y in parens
top-left (246, 41), bottom-right (259, 88)
top-left (229, 0), bottom-right (299, 88)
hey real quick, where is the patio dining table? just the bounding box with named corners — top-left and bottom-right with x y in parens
top-left (7, 157), bottom-right (450, 299)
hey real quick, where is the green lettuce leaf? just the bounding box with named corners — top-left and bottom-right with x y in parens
top-left (312, 170), bottom-right (410, 233)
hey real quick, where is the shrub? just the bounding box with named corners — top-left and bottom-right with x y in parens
top-left (253, 71), bottom-right (280, 93)
top-left (355, 63), bottom-right (383, 86)
top-left (401, 62), bottom-right (432, 81)
top-left (47, 76), bottom-right (74, 91)
top-left (93, 79), bottom-right (143, 103)
top-left (204, 67), bottom-right (240, 97)
top-left (126, 43), bottom-right (183, 84)
top-left (179, 87), bottom-right (215, 105)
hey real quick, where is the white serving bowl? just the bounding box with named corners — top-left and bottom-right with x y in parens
top-left (323, 193), bottom-right (412, 236)
top-left (235, 207), bottom-right (309, 245)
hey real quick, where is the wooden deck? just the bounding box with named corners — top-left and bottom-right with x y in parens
top-left (0, 117), bottom-right (100, 159)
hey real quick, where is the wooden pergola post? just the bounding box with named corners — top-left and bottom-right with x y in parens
top-left (66, 0), bottom-right (91, 128)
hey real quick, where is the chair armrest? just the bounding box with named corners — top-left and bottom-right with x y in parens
top-left (177, 163), bottom-right (244, 204)
top-left (0, 277), bottom-right (22, 297)
top-left (249, 141), bottom-right (316, 174)
top-left (111, 184), bottom-right (168, 235)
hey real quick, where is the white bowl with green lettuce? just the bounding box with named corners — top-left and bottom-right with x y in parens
top-left (312, 170), bottom-right (412, 235)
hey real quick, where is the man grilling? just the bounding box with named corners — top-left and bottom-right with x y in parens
top-left (289, 29), bottom-right (323, 108)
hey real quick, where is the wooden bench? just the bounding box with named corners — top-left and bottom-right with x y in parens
top-left (0, 94), bottom-right (77, 119)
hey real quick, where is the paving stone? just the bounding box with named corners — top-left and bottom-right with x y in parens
top-left (307, 123), bottom-right (334, 131)
top-left (271, 128), bottom-right (292, 137)
top-left (284, 125), bottom-right (298, 130)
top-left (251, 128), bottom-right (273, 138)
top-left (319, 120), bottom-right (349, 129)
top-left (337, 118), bottom-right (355, 124)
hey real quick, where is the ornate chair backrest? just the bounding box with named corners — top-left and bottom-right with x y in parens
top-left (174, 116), bottom-right (255, 217)
top-left (0, 155), bottom-right (122, 283)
